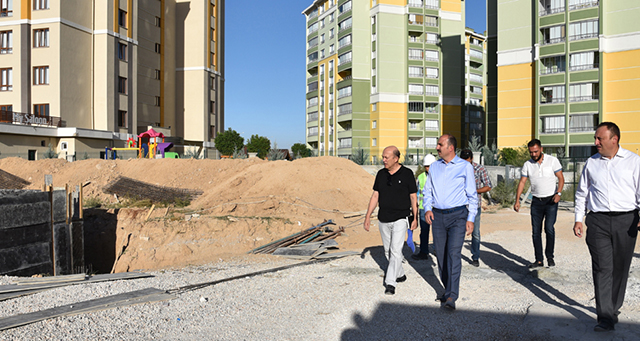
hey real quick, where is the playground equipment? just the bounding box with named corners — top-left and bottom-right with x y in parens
top-left (104, 128), bottom-right (179, 159)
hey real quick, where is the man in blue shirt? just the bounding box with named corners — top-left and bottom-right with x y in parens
top-left (423, 134), bottom-right (478, 310)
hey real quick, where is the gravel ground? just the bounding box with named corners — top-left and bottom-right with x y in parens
top-left (1, 217), bottom-right (640, 340)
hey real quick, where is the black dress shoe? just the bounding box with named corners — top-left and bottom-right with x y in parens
top-left (548, 258), bottom-right (555, 267)
top-left (385, 285), bottom-right (395, 295)
top-left (443, 298), bottom-right (456, 310)
top-left (435, 295), bottom-right (446, 303)
top-left (396, 275), bottom-right (407, 283)
top-left (411, 252), bottom-right (431, 260)
top-left (471, 260), bottom-right (480, 267)
top-left (528, 261), bottom-right (544, 269)
top-left (594, 323), bottom-right (614, 332)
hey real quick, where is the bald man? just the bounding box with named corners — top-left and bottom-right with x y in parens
top-left (364, 146), bottom-right (418, 295)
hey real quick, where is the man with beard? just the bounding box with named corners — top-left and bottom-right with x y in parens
top-left (514, 139), bottom-right (565, 268)
top-left (364, 146), bottom-right (418, 295)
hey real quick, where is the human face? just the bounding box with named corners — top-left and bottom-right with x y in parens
top-left (528, 145), bottom-right (542, 162)
top-left (382, 148), bottom-right (399, 170)
top-left (436, 136), bottom-right (453, 161)
top-left (595, 126), bottom-right (618, 158)
top-left (424, 165), bottom-right (430, 173)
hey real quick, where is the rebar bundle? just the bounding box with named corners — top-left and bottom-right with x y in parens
top-left (102, 176), bottom-right (203, 203)
top-left (248, 220), bottom-right (343, 254)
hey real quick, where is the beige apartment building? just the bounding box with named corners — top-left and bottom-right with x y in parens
top-left (0, 0), bottom-right (224, 160)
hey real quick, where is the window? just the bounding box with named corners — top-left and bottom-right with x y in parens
top-left (308, 127), bottom-right (319, 137)
top-left (156, 16), bottom-right (161, 27)
top-left (118, 77), bottom-right (127, 94)
top-left (470, 86), bottom-right (483, 95)
top-left (155, 43), bottom-right (161, 53)
top-left (372, 103), bottom-right (376, 111)
top-left (409, 66), bottom-right (423, 78)
top-left (308, 51), bottom-right (318, 63)
top-left (569, 114), bottom-right (598, 132)
top-left (118, 43), bottom-right (127, 61)
top-left (541, 115), bottom-right (565, 134)
top-left (338, 51), bottom-right (352, 65)
top-left (469, 73), bottom-right (483, 84)
top-left (307, 97), bottom-right (318, 108)
top-left (372, 120), bottom-right (377, 129)
top-left (320, 34), bottom-right (325, 44)
top-left (425, 137), bottom-right (437, 149)
top-left (210, 100), bottom-right (216, 114)
top-left (34, 103), bottom-right (49, 116)
top-left (569, 51), bottom-right (598, 71)
top-left (426, 103), bottom-right (438, 113)
top-left (34, 0), bottom-right (48, 10)
top-left (409, 49), bottom-right (423, 60)
top-left (338, 35), bottom-right (351, 48)
top-left (408, 14), bottom-right (423, 25)
top-left (0, 31), bottom-right (11, 54)
top-left (338, 86), bottom-right (352, 99)
top-left (540, 0), bottom-right (564, 16)
top-left (425, 120), bottom-right (439, 131)
top-left (425, 68), bottom-right (438, 79)
top-left (470, 49), bottom-right (483, 59)
top-left (0, 0), bottom-right (12, 16)
top-left (338, 0), bottom-right (351, 14)
top-left (33, 28), bottom-right (49, 47)
top-left (409, 138), bottom-right (422, 148)
top-left (210, 52), bottom-right (215, 66)
top-left (540, 55), bottom-right (565, 74)
top-left (329, 44), bottom-right (334, 54)
top-left (569, 82), bottom-right (599, 102)
top-left (0, 105), bottom-right (12, 112)
top-left (307, 111), bottom-right (318, 122)
top-left (408, 102), bottom-right (424, 112)
top-left (540, 85), bottom-right (565, 103)
top-left (569, 0), bottom-right (599, 11)
top-left (156, 69), bottom-right (161, 80)
top-left (118, 10), bottom-right (127, 28)
top-left (408, 84), bottom-right (423, 95)
top-left (155, 96), bottom-right (161, 106)
top-left (426, 33), bottom-right (438, 44)
top-left (330, 12), bottom-right (335, 23)
top-left (0, 68), bottom-right (12, 91)
top-left (308, 22), bottom-right (319, 34)
top-left (425, 16), bottom-right (437, 27)
top-left (308, 81), bottom-right (318, 92)
top-left (372, 138), bottom-right (377, 147)
top-left (338, 138), bottom-right (352, 148)
top-left (425, 85), bottom-right (438, 96)
top-left (339, 17), bottom-right (352, 31)
top-left (118, 110), bottom-right (127, 127)
top-left (425, 50), bottom-right (438, 61)
top-left (33, 66), bottom-right (49, 85)
top-left (320, 18), bottom-right (325, 29)
top-left (540, 25), bottom-right (565, 45)
top-left (320, 49), bottom-right (325, 59)
top-left (569, 20), bottom-right (598, 41)
top-left (308, 37), bottom-right (318, 48)
top-left (425, 0), bottom-right (438, 9)
top-left (409, 121), bottom-right (419, 130)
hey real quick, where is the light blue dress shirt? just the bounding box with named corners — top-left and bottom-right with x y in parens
top-left (422, 155), bottom-right (478, 222)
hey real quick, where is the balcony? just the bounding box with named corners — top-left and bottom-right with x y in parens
top-left (540, 37), bottom-right (565, 45)
top-left (569, 63), bottom-right (598, 72)
top-left (570, 94), bottom-right (599, 102)
top-left (539, 7), bottom-right (564, 17)
top-left (540, 97), bottom-right (565, 104)
top-left (569, 126), bottom-right (596, 133)
top-left (569, 1), bottom-right (598, 11)
top-left (541, 128), bottom-right (565, 134)
top-left (0, 111), bottom-right (64, 127)
top-left (569, 33), bottom-right (598, 41)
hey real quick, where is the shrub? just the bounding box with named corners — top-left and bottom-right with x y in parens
top-left (83, 196), bottom-right (103, 208)
top-left (232, 147), bottom-right (247, 159)
top-left (350, 143), bottom-right (369, 165)
top-left (214, 128), bottom-right (244, 156)
top-left (267, 142), bottom-right (286, 161)
top-left (246, 135), bottom-right (271, 159)
top-left (291, 143), bottom-right (312, 159)
top-left (42, 143), bottom-right (58, 159)
top-left (490, 180), bottom-right (518, 207)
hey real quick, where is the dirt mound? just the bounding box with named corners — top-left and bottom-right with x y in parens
top-left (0, 157), bottom-right (378, 272)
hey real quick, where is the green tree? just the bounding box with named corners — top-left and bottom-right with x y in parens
top-left (350, 143), bottom-right (369, 165)
top-left (214, 128), bottom-right (244, 156)
top-left (291, 143), bottom-right (312, 159)
top-left (246, 134), bottom-right (271, 158)
top-left (500, 145), bottom-right (529, 167)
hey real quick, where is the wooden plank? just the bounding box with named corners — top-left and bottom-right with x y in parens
top-left (0, 272), bottom-right (153, 294)
top-left (13, 274), bottom-right (86, 285)
top-left (0, 288), bottom-right (50, 302)
top-left (0, 288), bottom-right (172, 331)
top-left (144, 204), bottom-right (156, 221)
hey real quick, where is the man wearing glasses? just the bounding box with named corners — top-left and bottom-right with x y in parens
top-left (364, 146), bottom-right (418, 295)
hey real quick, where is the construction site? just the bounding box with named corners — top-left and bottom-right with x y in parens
top-left (0, 156), bottom-right (639, 339)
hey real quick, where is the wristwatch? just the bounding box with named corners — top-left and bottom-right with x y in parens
top-left (555, 192), bottom-right (561, 196)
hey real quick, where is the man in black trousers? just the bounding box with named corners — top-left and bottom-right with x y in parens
top-left (574, 122), bottom-right (640, 332)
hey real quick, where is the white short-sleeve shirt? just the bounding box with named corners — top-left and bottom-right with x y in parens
top-left (521, 154), bottom-right (562, 197)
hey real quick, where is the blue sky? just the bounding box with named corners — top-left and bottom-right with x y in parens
top-left (225, 1), bottom-right (487, 149)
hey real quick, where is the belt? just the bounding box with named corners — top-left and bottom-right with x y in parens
top-left (533, 195), bottom-right (554, 201)
top-left (592, 210), bottom-right (637, 217)
top-left (432, 206), bottom-right (466, 214)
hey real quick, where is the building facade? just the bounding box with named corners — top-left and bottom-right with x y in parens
top-left (303, 0), bottom-right (469, 164)
top-left (463, 28), bottom-right (486, 145)
top-left (0, 0), bottom-right (224, 160)
top-left (489, 0), bottom-right (640, 157)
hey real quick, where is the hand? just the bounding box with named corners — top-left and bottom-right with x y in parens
top-left (514, 201), bottom-right (520, 212)
top-left (466, 221), bottom-right (474, 236)
top-left (573, 222), bottom-right (583, 238)
top-left (553, 193), bottom-right (561, 203)
top-left (425, 211), bottom-right (434, 225)
top-left (364, 218), bottom-right (370, 232)
top-left (410, 218), bottom-right (418, 231)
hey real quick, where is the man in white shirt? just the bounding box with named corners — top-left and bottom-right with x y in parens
top-left (574, 122), bottom-right (640, 332)
top-left (514, 139), bottom-right (565, 268)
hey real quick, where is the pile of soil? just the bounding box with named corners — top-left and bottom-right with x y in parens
top-left (0, 157), bottom-right (379, 272)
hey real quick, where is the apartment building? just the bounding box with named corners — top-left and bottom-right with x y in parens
top-left (489, 0), bottom-right (640, 157)
top-left (0, 0), bottom-right (224, 160)
top-left (303, 0), bottom-right (468, 164)
top-left (463, 28), bottom-right (486, 145)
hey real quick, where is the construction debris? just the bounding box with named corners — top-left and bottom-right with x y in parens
top-left (102, 176), bottom-right (203, 203)
top-left (248, 220), bottom-right (344, 255)
top-left (0, 169), bottom-right (30, 190)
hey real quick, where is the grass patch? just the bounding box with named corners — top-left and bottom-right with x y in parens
top-left (83, 196), bottom-right (103, 208)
